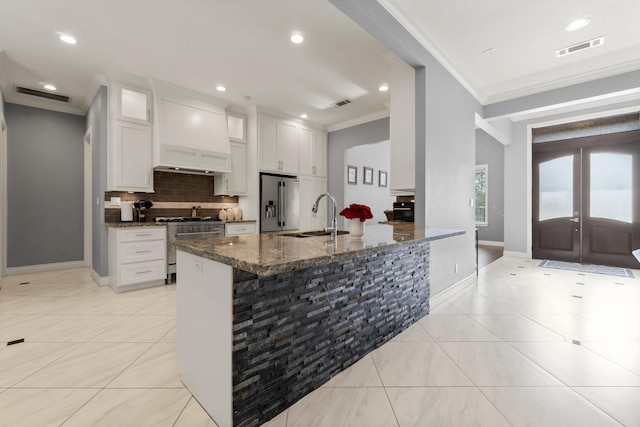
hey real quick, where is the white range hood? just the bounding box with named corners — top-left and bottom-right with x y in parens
top-left (151, 79), bottom-right (232, 174)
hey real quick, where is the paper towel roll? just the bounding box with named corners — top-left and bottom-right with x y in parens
top-left (121, 202), bottom-right (133, 222)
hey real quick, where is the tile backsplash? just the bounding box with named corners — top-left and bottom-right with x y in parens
top-left (105, 171), bottom-right (239, 222)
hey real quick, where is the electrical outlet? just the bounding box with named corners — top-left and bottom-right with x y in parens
top-left (454, 263), bottom-right (459, 273)
top-left (194, 260), bottom-right (203, 274)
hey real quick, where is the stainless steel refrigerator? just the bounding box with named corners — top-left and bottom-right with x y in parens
top-left (260, 174), bottom-right (300, 233)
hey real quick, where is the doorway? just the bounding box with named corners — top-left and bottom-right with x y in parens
top-left (532, 130), bottom-right (640, 268)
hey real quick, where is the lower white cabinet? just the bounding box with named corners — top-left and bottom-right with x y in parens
top-left (108, 226), bottom-right (167, 293)
top-left (225, 222), bottom-right (256, 236)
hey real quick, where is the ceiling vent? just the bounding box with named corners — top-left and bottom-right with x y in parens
top-left (333, 99), bottom-right (351, 108)
top-left (556, 37), bottom-right (604, 58)
top-left (14, 85), bottom-right (72, 103)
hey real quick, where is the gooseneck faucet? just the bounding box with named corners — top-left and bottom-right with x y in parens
top-left (312, 192), bottom-right (338, 240)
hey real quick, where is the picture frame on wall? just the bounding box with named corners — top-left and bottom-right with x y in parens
top-left (379, 170), bottom-right (388, 187)
top-left (363, 167), bottom-right (374, 185)
top-left (347, 165), bottom-right (358, 184)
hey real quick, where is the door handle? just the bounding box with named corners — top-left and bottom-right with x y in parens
top-left (569, 217), bottom-right (580, 223)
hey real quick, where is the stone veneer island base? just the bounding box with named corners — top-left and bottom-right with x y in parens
top-left (174, 226), bottom-right (464, 427)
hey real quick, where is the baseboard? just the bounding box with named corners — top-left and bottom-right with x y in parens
top-left (478, 240), bottom-right (504, 247)
top-left (503, 250), bottom-right (531, 259)
top-left (6, 260), bottom-right (86, 276)
top-left (91, 269), bottom-right (110, 287)
top-left (430, 273), bottom-right (476, 308)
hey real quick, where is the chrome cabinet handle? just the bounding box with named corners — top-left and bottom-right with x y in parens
top-left (136, 250), bottom-right (152, 253)
top-left (136, 270), bottom-right (152, 275)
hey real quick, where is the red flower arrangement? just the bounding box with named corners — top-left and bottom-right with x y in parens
top-left (339, 203), bottom-right (373, 222)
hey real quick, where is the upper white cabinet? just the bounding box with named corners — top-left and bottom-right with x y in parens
top-left (388, 53), bottom-right (415, 195)
top-left (214, 142), bottom-right (247, 196)
top-left (299, 127), bottom-right (327, 177)
top-left (117, 86), bottom-right (152, 124)
top-left (227, 114), bottom-right (245, 142)
top-left (152, 80), bottom-right (231, 174)
top-left (258, 114), bottom-right (299, 175)
top-left (108, 82), bottom-right (154, 192)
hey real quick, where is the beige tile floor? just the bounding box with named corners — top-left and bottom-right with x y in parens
top-left (1, 257), bottom-right (639, 426)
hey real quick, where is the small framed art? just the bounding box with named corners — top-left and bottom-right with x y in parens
top-left (363, 167), bottom-right (374, 185)
top-left (347, 165), bottom-right (357, 184)
top-left (379, 170), bottom-right (388, 187)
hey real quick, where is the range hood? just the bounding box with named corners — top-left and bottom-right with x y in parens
top-left (151, 79), bottom-right (232, 174)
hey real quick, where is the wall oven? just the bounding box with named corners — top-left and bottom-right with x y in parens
top-left (392, 202), bottom-right (414, 222)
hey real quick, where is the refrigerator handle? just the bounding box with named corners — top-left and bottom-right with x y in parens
top-left (278, 182), bottom-right (284, 227)
top-left (281, 182), bottom-right (287, 228)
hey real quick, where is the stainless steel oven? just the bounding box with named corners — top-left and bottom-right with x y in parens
top-left (156, 217), bottom-right (224, 282)
top-left (393, 202), bottom-right (414, 222)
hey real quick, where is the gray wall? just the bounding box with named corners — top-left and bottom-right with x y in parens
top-left (484, 73), bottom-right (640, 255)
top-left (86, 85), bottom-right (109, 278)
top-left (5, 103), bottom-right (85, 267)
top-left (331, 0), bottom-right (480, 294)
top-left (328, 117), bottom-right (390, 225)
top-left (476, 129), bottom-right (504, 243)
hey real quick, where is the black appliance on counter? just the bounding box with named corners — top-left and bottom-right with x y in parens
top-left (133, 200), bottom-right (153, 222)
top-left (393, 201), bottom-right (414, 222)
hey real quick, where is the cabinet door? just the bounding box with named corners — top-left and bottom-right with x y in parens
top-left (314, 130), bottom-right (327, 177)
top-left (278, 120), bottom-right (299, 174)
top-left (117, 86), bottom-right (151, 124)
top-left (112, 121), bottom-right (153, 191)
top-left (258, 115), bottom-right (278, 172)
top-left (227, 114), bottom-right (245, 143)
top-left (298, 176), bottom-right (315, 223)
top-left (215, 142), bottom-right (247, 195)
top-left (298, 127), bottom-right (314, 176)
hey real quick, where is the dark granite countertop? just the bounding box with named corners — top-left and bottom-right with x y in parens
top-left (172, 224), bottom-right (464, 276)
top-left (105, 222), bottom-right (167, 228)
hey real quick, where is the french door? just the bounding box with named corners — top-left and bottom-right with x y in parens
top-left (533, 130), bottom-right (640, 268)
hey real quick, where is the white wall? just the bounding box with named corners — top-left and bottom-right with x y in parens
top-left (345, 140), bottom-right (395, 225)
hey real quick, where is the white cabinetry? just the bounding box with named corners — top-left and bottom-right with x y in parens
top-left (215, 142), bottom-right (247, 196)
top-left (152, 80), bottom-right (231, 173)
top-left (108, 84), bottom-right (154, 192)
top-left (108, 226), bottom-right (166, 293)
top-left (258, 114), bottom-right (299, 175)
top-left (214, 114), bottom-right (247, 196)
top-left (299, 128), bottom-right (327, 177)
top-left (225, 222), bottom-right (256, 236)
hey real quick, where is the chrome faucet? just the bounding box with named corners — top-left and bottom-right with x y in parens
top-left (312, 192), bottom-right (338, 240)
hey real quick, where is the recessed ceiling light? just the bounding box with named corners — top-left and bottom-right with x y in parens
top-left (290, 31), bottom-right (304, 44)
top-left (43, 84), bottom-right (57, 91)
top-left (300, 113), bottom-right (308, 119)
top-left (565, 17), bottom-right (590, 32)
top-left (59, 34), bottom-right (77, 44)
top-left (216, 85), bottom-right (226, 92)
top-left (378, 84), bottom-right (389, 92)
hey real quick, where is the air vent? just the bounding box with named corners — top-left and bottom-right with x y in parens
top-left (333, 99), bottom-right (351, 108)
top-left (556, 37), bottom-right (604, 58)
top-left (15, 86), bottom-right (72, 103)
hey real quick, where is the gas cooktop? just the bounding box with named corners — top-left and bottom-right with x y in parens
top-left (155, 216), bottom-right (217, 222)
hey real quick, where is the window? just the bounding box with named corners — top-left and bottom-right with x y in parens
top-left (475, 165), bottom-right (488, 226)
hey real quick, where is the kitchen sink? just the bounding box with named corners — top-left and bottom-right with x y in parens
top-left (283, 230), bottom-right (349, 238)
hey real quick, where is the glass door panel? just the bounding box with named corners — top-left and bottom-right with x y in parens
top-left (590, 152), bottom-right (632, 223)
top-left (539, 155), bottom-right (574, 221)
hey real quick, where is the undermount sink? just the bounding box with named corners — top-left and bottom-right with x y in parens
top-left (283, 230), bottom-right (350, 238)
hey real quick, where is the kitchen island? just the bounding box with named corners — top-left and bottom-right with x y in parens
top-left (173, 225), bottom-right (463, 427)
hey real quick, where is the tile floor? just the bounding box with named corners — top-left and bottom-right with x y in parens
top-left (1, 257), bottom-right (639, 426)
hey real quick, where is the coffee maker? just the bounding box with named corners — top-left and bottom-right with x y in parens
top-left (133, 200), bottom-right (153, 222)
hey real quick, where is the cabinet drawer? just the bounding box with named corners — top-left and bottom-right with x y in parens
top-left (119, 259), bottom-right (166, 286)
top-left (119, 227), bottom-right (166, 242)
top-left (120, 240), bottom-right (165, 263)
top-left (225, 222), bottom-right (256, 236)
